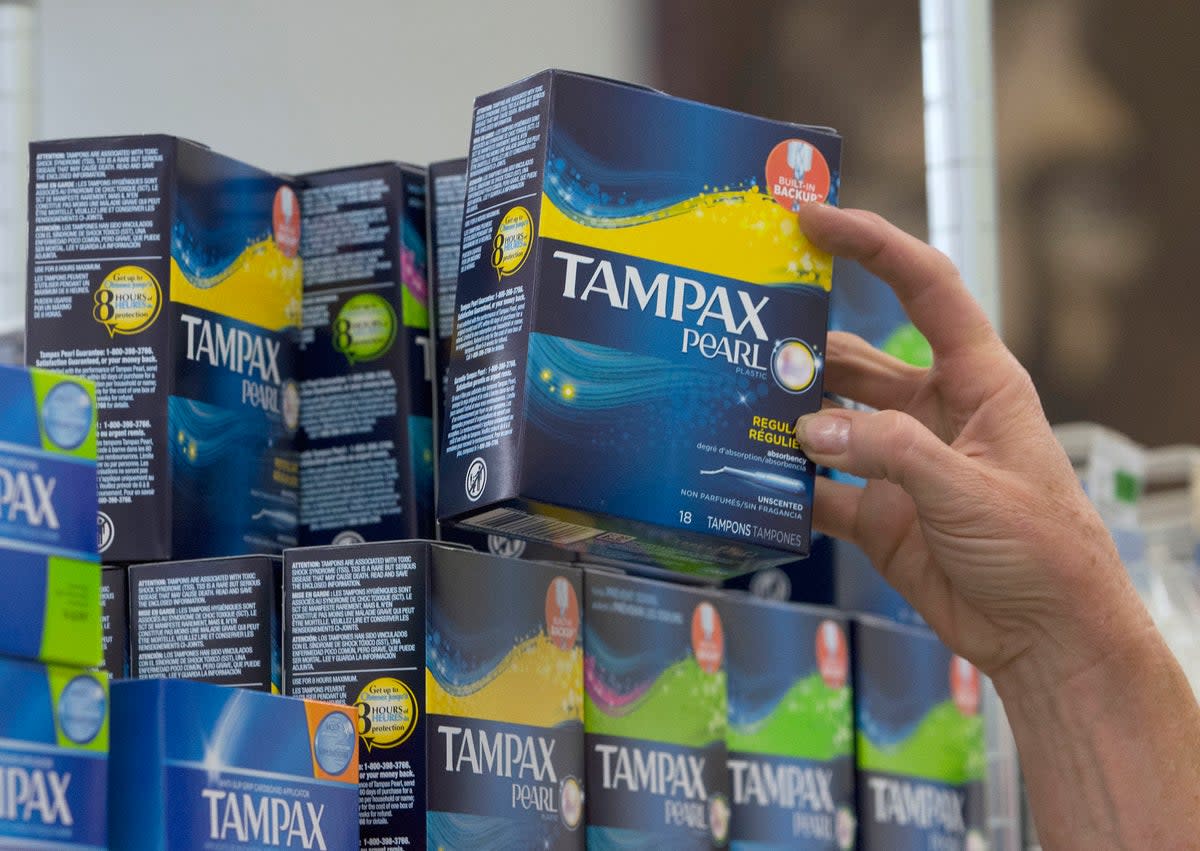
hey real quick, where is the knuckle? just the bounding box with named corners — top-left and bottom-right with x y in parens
top-left (871, 410), bottom-right (924, 480)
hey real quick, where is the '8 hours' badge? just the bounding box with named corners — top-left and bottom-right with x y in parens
top-left (93, 265), bottom-right (162, 337)
top-left (333, 293), bottom-right (397, 364)
top-left (354, 677), bottom-right (418, 751)
top-left (491, 206), bottom-right (532, 280)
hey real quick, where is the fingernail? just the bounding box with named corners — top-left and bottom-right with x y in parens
top-left (796, 413), bottom-right (849, 454)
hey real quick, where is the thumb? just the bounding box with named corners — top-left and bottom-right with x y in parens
top-left (795, 408), bottom-right (973, 507)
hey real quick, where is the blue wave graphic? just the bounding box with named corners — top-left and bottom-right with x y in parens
top-left (583, 623), bottom-right (688, 697)
top-left (168, 397), bottom-right (264, 470)
top-left (526, 335), bottom-right (734, 430)
top-left (426, 619), bottom-right (541, 694)
top-left (546, 134), bottom-right (720, 222)
top-left (172, 169), bottom-right (277, 284)
top-left (427, 810), bottom-right (561, 850)
top-left (588, 825), bottom-right (706, 850)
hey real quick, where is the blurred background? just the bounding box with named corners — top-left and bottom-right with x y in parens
top-left (2, 0), bottom-right (1197, 443)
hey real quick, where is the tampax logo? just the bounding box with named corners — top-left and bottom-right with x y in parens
top-left (0, 766), bottom-right (73, 827)
top-left (544, 576), bottom-right (580, 651)
top-left (951, 655), bottom-right (981, 716)
top-left (354, 677), bottom-right (418, 751)
top-left (765, 139), bottom-right (831, 211)
top-left (691, 602), bottom-right (724, 674)
top-left (273, 186), bottom-right (301, 258)
top-left (491, 206), bottom-right (532, 280)
top-left (815, 620), bottom-right (848, 689)
top-left (0, 466), bottom-right (59, 529)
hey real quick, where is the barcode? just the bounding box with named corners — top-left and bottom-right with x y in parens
top-left (466, 508), bottom-right (603, 546)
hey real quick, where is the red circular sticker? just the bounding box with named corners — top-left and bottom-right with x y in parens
top-left (545, 576), bottom-right (580, 651)
top-left (815, 620), bottom-right (849, 689)
top-left (273, 185), bottom-right (301, 258)
top-left (691, 602), bottom-right (724, 674)
top-left (765, 139), bottom-right (831, 210)
top-left (951, 655), bottom-right (981, 716)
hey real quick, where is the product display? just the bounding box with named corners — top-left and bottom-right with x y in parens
top-left (108, 678), bottom-right (359, 850)
top-left (584, 567), bottom-right (731, 848)
top-left (852, 616), bottom-right (986, 850)
top-left (0, 364), bottom-right (101, 668)
top-left (128, 556), bottom-right (281, 691)
top-left (26, 135), bottom-right (302, 562)
top-left (439, 70), bottom-right (842, 578)
top-left (298, 162), bottom-right (434, 546)
top-left (284, 540), bottom-right (585, 849)
top-left (4, 66), bottom-right (1042, 851)
top-left (0, 656), bottom-right (108, 849)
top-left (100, 565), bottom-right (128, 678)
top-left (720, 594), bottom-right (855, 850)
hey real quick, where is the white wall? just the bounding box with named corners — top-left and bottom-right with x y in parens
top-left (35, 0), bottom-right (651, 171)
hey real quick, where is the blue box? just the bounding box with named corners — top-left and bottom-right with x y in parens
top-left (0, 364), bottom-right (101, 667)
top-left (439, 70), bottom-right (842, 579)
top-left (27, 135), bottom-right (302, 562)
top-left (284, 540), bottom-right (585, 849)
top-left (719, 594), bottom-right (854, 850)
top-left (0, 656), bottom-right (108, 849)
top-left (584, 567), bottom-right (731, 848)
top-left (851, 616), bottom-right (985, 850)
top-left (297, 163), bottom-right (434, 546)
top-left (108, 678), bottom-right (358, 850)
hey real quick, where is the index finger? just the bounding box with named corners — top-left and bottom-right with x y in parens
top-left (797, 203), bottom-right (998, 359)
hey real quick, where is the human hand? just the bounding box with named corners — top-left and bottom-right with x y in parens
top-left (793, 203), bottom-right (1154, 696)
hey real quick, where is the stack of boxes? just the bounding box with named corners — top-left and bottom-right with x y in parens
top-left (11, 70), bottom-right (995, 850)
top-left (0, 365), bottom-right (108, 849)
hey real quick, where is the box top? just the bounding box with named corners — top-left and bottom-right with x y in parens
top-left (114, 678), bottom-right (358, 782)
top-left (717, 587), bottom-right (846, 621)
top-left (852, 611), bottom-right (939, 640)
top-left (299, 160), bottom-right (425, 181)
top-left (497, 68), bottom-right (839, 139)
top-left (32, 132), bottom-right (208, 151)
top-left (132, 554), bottom-right (281, 571)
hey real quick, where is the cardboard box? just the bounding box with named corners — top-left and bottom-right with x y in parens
top-left (0, 364), bottom-right (100, 667)
top-left (128, 555), bottom-right (280, 691)
top-left (427, 156), bottom-right (468, 447)
top-left (719, 593), bottom-right (854, 849)
top-left (851, 616), bottom-right (986, 849)
top-left (284, 540), bottom-right (584, 848)
top-left (438, 70), bottom-right (842, 578)
top-left (26, 135), bottom-right (302, 562)
top-left (108, 678), bottom-right (358, 850)
top-left (297, 163), bottom-right (434, 546)
top-left (584, 568), bottom-right (730, 848)
top-left (0, 656), bottom-right (108, 849)
top-left (100, 565), bottom-right (128, 677)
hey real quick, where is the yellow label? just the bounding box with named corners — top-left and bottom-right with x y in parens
top-left (93, 265), bottom-right (162, 337)
top-left (169, 239), bottom-right (302, 331)
top-left (354, 677), bottom-right (418, 751)
top-left (538, 189), bottom-right (833, 290)
top-left (426, 635), bottom-right (583, 726)
top-left (491, 206), bottom-right (533, 280)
